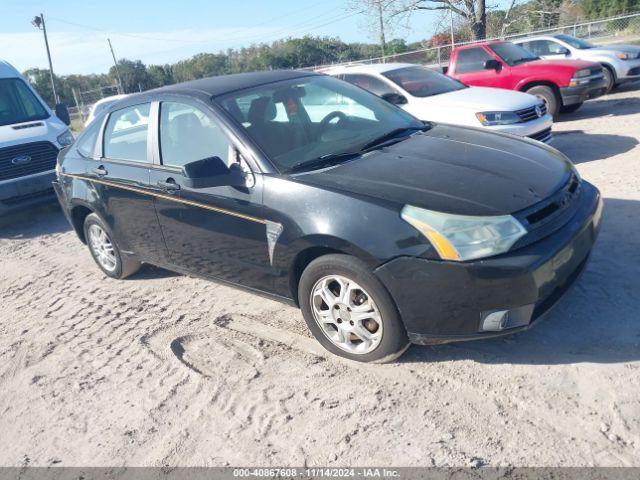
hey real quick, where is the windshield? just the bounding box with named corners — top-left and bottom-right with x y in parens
top-left (490, 42), bottom-right (539, 66)
top-left (383, 66), bottom-right (465, 97)
top-left (554, 34), bottom-right (595, 49)
top-left (0, 78), bottom-right (49, 127)
top-left (217, 75), bottom-right (424, 172)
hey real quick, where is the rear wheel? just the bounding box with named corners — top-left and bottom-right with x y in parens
top-left (298, 254), bottom-right (410, 363)
top-left (84, 213), bottom-right (141, 279)
top-left (526, 85), bottom-right (559, 119)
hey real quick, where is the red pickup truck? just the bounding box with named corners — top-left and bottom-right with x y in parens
top-left (446, 41), bottom-right (606, 117)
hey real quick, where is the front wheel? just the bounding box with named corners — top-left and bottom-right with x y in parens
top-left (84, 213), bottom-right (141, 279)
top-left (602, 66), bottom-right (615, 93)
top-left (526, 85), bottom-right (560, 119)
top-left (298, 254), bottom-right (410, 363)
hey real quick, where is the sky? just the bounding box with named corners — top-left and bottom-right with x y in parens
top-left (0, 0), bottom-right (462, 75)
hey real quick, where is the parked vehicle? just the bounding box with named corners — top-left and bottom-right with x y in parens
top-left (514, 34), bottom-right (640, 93)
top-left (446, 41), bottom-right (606, 117)
top-left (320, 63), bottom-right (553, 143)
top-left (53, 71), bottom-right (602, 363)
top-left (0, 60), bottom-right (74, 214)
top-left (84, 94), bottom-right (129, 127)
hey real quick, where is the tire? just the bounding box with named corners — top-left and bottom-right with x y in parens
top-left (526, 85), bottom-right (559, 119)
top-left (602, 66), bottom-right (615, 94)
top-left (83, 213), bottom-right (141, 279)
top-left (560, 102), bottom-right (583, 114)
top-left (298, 254), bottom-right (410, 363)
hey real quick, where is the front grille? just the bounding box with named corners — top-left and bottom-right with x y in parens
top-left (0, 141), bottom-right (59, 182)
top-left (528, 127), bottom-right (552, 143)
top-left (511, 173), bottom-right (582, 250)
top-left (516, 103), bottom-right (547, 122)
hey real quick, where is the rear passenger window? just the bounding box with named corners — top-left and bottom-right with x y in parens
top-left (103, 103), bottom-right (150, 162)
top-left (456, 48), bottom-right (494, 74)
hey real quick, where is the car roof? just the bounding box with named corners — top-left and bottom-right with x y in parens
top-left (152, 70), bottom-right (318, 98)
top-left (513, 35), bottom-right (558, 43)
top-left (318, 62), bottom-right (419, 75)
top-left (0, 60), bottom-right (22, 79)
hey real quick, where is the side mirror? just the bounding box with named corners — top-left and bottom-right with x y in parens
top-left (55, 103), bottom-right (71, 126)
top-left (182, 156), bottom-right (246, 189)
top-left (558, 47), bottom-right (570, 56)
top-left (381, 92), bottom-right (408, 105)
top-left (484, 59), bottom-right (502, 71)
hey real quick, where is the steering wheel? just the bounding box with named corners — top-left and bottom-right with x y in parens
top-left (319, 111), bottom-right (348, 133)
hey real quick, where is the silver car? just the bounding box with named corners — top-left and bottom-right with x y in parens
top-left (515, 34), bottom-right (640, 92)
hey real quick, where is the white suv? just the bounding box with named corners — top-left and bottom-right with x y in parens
top-left (320, 63), bottom-right (553, 143)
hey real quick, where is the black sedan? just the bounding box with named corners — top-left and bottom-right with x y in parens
top-left (53, 70), bottom-right (602, 362)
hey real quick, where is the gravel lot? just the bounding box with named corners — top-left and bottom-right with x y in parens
top-left (1, 84), bottom-right (639, 468)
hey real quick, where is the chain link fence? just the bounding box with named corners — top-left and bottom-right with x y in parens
top-left (313, 11), bottom-right (640, 71)
top-left (68, 84), bottom-right (121, 132)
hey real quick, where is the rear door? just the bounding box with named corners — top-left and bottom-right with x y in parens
top-left (453, 46), bottom-right (512, 89)
top-left (149, 98), bottom-right (272, 291)
top-left (87, 102), bottom-right (169, 264)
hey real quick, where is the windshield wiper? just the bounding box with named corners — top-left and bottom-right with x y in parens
top-left (360, 124), bottom-right (430, 151)
top-left (286, 151), bottom-right (362, 173)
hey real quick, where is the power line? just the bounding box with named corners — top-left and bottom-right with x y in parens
top-left (45, 1), bottom-right (335, 46)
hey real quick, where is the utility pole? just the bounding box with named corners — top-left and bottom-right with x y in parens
top-left (108, 38), bottom-right (124, 94)
top-left (31, 13), bottom-right (59, 104)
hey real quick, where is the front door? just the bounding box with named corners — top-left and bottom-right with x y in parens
top-left (150, 100), bottom-right (273, 292)
top-left (91, 102), bottom-right (169, 264)
top-left (454, 46), bottom-right (512, 89)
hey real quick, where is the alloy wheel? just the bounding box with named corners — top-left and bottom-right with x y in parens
top-left (88, 224), bottom-right (117, 272)
top-left (310, 275), bottom-right (383, 354)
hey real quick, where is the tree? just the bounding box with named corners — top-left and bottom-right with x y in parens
top-left (108, 59), bottom-right (152, 94)
top-left (350, 0), bottom-right (400, 58)
top-left (394, 0), bottom-right (487, 40)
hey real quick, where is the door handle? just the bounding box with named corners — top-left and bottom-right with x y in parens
top-left (157, 178), bottom-right (180, 192)
top-left (92, 166), bottom-right (108, 176)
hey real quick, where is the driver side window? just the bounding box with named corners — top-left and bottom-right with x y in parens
top-left (159, 102), bottom-right (233, 168)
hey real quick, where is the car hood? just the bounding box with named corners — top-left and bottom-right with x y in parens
top-left (292, 124), bottom-right (573, 216)
top-left (0, 116), bottom-right (67, 148)
top-left (519, 58), bottom-right (597, 71)
top-left (422, 86), bottom-right (539, 112)
top-left (590, 44), bottom-right (640, 56)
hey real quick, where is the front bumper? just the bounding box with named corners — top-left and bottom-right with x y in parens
top-left (375, 181), bottom-right (602, 344)
top-left (487, 113), bottom-right (553, 143)
top-left (618, 60), bottom-right (640, 81)
top-left (560, 76), bottom-right (606, 106)
top-left (0, 170), bottom-right (57, 214)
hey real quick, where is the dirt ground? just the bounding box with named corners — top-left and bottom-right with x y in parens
top-left (1, 84), bottom-right (639, 468)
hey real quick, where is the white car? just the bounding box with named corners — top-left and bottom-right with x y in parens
top-left (514, 34), bottom-right (640, 93)
top-left (84, 94), bottom-right (129, 127)
top-left (320, 63), bottom-right (553, 143)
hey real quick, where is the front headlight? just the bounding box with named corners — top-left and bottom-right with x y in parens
top-left (476, 111), bottom-right (521, 126)
top-left (401, 205), bottom-right (527, 261)
top-left (57, 129), bottom-right (75, 147)
top-left (616, 52), bottom-right (633, 60)
top-left (573, 69), bottom-right (591, 78)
